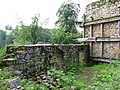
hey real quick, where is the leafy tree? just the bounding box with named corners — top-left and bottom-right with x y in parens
top-left (4, 28), bottom-right (21, 45)
top-left (0, 30), bottom-right (6, 48)
top-left (50, 29), bottom-right (66, 44)
top-left (14, 25), bottom-right (32, 45)
top-left (30, 14), bottom-right (40, 44)
top-left (56, 0), bottom-right (80, 33)
top-left (5, 35), bottom-right (14, 45)
top-left (37, 28), bottom-right (51, 43)
top-left (50, 28), bottom-right (81, 44)
top-left (14, 14), bottom-right (51, 45)
top-left (50, 0), bottom-right (81, 44)
top-left (5, 27), bottom-right (19, 45)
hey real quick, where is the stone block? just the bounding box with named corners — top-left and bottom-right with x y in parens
top-left (10, 77), bottom-right (20, 89)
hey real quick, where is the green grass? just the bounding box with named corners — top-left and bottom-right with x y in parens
top-left (75, 69), bottom-right (95, 86)
top-left (74, 63), bottom-right (110, 87)
top-left (0, 62), bottom-right (119, 90)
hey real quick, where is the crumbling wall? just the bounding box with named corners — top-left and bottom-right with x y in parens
top-left (85, 0), bottom-right (120, 21)
top-left (6, 44), bottom-right (89, 77)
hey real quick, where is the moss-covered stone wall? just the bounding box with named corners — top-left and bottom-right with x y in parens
top-left (6, 44), bottom-right (89, 76)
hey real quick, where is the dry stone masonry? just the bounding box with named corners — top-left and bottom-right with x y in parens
top-left (85, 0), bottom-right (120, 21)
top-left (6, 44), bottom-right (89, 77)
top-left (83, 0), bottom-right (120, 60)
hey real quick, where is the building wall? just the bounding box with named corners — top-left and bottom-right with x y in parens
top-left (84, 0), bottom-right (120, 59)
top-left (103, 22), bottom-right (118, 37)
top-left (85, 1), bottom-right (120, 22)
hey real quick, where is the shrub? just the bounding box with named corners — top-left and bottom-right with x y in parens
top-left (87, 61), bottom-right (120, 90)
top-left (48, 68), bottom-right (85, 90)
top-left (0, 45), bottom-right (7, 63)
top-left (50, 29), bottom-right (81, 44)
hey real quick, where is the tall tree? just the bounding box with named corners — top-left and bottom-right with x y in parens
top-left (14, 25), bottom-right (32, 45)
top-left (14, 14), bottom-right (41, 45)
top-left (56, 0), bottom-right (80, 33)
top-left (30, 14), bottom-right (40, 44)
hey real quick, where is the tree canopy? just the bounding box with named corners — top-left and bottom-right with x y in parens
top-left (14, 14), bottom-right (50, 45)
top-left (56, 0), bottom-right (80, 33)
top-left (50, 0), bottom-right (81, 44)
top-left (50, 28), bottom-right (81, 44)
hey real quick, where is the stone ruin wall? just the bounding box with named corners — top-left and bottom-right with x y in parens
top-left (92, 42), bottom-right (101, 57)
top-left (103, 22), bottom-right (118, 37)
top-left (85, 26), bottom-right (90, 38)
top-left (103, 42), bottom-right (118, 58)
top-left (6, 44), bottom-right (89, 77)
top-left (93, 24), bottom-right (101, 37)
top-left (85, 22), bottom-right (118, 37)
top-left (85, 1), bottom-right (120, 21)
top-left (85, 0), bottom-right (120, 59)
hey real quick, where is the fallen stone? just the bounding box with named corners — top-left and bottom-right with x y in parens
top-left (10, 77), bottom-right (20, 89)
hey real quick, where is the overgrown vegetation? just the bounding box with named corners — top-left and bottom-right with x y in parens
top-left (1, 62), bottom-right (120, 90)
top-left (0, 45), bottom-right (7, 64)
top-left (0, 67), bottom-right (15, 90)
top-left (0, 30), bottom-right (6, 48)
top-left (87, 61), bottom-right (120, 90)
top-left (14, 14), bottom-right (51, 45)
top-left (0, 45), bottom-right (6, 57)
top-left (50, 28), bottom-right (82, 44)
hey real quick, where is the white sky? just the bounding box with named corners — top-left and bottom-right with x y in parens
top-left (0, 0), bottom-right (98, 29)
